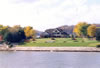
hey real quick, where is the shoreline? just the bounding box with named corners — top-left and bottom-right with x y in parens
top-left (0, 47), bottom-right (100, 52)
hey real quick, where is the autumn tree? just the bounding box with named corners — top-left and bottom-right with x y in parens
top-left (24, 26), bottom-right (35, 39)
top-left (87, 25), bottom-right (96, 37)
top-left (73, 22), bottom-right (89, 37)
top-left (73, 23), bottom-right (82, 37)
top-left (8, 25), bottom-right (22, 32)
top-left (0, 25), bottom-right (9, 42)
top-left (0, 25), bottom-right (8, 35)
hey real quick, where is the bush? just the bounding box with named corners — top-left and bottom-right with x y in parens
top-left (63, 41), bottom-right (67, 43)
top-left (51, 38), bottom-right (55, 40)
top-left (32, 38), bottom-right (36, 41)
top-left (96, 45), bottom-right (100, 48)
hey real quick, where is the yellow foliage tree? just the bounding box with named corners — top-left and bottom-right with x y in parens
top-left (73, 22), bottom-right (88, 37)
top-left (24, 26), bottom-right (35, 39)
top-left (0, 25), bottom-right (3, 31)
top-left (9, 25), bottom-right (21, 33)
top-left (0, 25), bottom-right (8, 35)
top-left (87, 25), bottom-right (96, 37)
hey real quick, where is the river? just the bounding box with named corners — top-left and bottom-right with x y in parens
top-left (0, 51), bottom-right (100, 68)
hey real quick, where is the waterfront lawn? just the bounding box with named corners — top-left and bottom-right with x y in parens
top-left (19, 38), bottom-right (100, 47)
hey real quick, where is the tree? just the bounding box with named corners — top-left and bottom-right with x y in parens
top-left (4, 25), bottom-right (26, 43)
top-left (80, 23), bottom-right (90, 37)
top-left (73, 22), bottom-right (84, 37)
top-left (0, 25), bottom-right (8, 36)
top-left (8, 25), bottom-right (22, 33)
top-left (96, 29), bottom-right (100, 41)
top-left (4, 32), bottom-right (12, 42)
top-left (24, 26), bottom-right (35, 39)
top-left (18, 30), bottom-right (26, 40)
top-left (0, 25), bottom-right (9, 42)
top-left (73, 22), bottom-right (89, 37)
top-left (12, 25), bottom-right (26, 40)
top-left (87, 25), bottom-right (96, 37)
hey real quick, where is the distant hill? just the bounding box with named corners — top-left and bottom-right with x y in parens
top-left (95, 24), bottom-right (100, 27)
top-left (35, 30), bottom-right (43, 36)
top-left (57, 25), bottom-right (74, 34)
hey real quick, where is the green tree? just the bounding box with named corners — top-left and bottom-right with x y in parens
top-left (4, 25), bottom-right (26, 43)
top-left (96, 29), bottom-right (100, 41)
top-left (4, 32), bottom-right (12, 42)
top-left (80, 24), bottom-right (90, 37)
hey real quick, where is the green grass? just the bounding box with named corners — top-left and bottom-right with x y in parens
top-left (19, 38), bottom-right (100, 47)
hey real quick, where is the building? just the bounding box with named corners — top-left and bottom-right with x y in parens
top-left (42, 28), bottom-right (70, 38)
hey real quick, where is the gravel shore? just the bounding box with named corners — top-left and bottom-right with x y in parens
top-left (0, 47), bottom-right (100, 52)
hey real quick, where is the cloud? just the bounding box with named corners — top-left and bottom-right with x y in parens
top-left (0, 0), bottom-right (100, 31)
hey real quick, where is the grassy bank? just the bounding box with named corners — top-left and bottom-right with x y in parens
top-left (19, 38), bottom-right (100, 47)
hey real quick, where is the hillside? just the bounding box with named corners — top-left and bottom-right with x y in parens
top-left (57, 25), bottom-right (74, 34)
top-left (36, 30), bottom-right (43, 36)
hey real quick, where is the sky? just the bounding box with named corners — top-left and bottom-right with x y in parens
top-left (0, 0), bottom-right (100, 31)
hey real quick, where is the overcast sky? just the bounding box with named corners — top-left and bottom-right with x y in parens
top-left (0, 0), bottom-right (100, 31)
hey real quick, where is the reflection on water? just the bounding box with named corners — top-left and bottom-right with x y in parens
top-left (0, 51), bottom-right (100, 68)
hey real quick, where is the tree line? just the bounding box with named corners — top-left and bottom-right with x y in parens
top-left (0, 25), bottom-right (35, 43)
top-left (0, 22), bottom-right (100, 44)
top-left (73, 22), bottom-right (100, 41)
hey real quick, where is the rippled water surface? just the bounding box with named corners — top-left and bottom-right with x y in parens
top-left (0, 51), bottom-right (100, 68)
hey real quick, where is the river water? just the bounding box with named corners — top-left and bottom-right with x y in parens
top-left (0, 51), bottom-right (100, 68)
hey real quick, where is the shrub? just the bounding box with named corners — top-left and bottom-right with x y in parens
top-left (96, 44), bottom-right (100, 48)
top-left (32, 38), bottom-right (36, 41)
top-left (63, 41), bottom-right (67, 43)
top-left (51, 37), bottom-right (55, 40)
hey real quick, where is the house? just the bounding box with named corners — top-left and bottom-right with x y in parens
top-left (43, 28), bottom-right (69, 38)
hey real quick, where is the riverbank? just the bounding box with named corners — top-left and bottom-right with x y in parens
top-left (0, 47), bottom-right (100, 52)
top-left (19, 38), bottom-right (99, 47)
